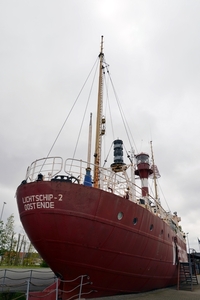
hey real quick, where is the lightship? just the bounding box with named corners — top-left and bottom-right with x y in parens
top-left (16, 36), bottom-right (187, 299)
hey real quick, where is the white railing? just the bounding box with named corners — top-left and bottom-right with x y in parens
top-left (23, 157), bottom-right (140, 200)
top-left (25, 157), bottom-right (63, 182)
top-left (0, 269), bottom-right (94, 299)
top-left (22, 157), bottom-right (186, 240)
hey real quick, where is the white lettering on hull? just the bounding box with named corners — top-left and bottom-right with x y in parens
top-left (21, 194), bottom-right (63, 211)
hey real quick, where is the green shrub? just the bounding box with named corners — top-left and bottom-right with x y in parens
top-left (0, 292), bottom-right (26, 300)
top-left (40, 260), bottom-right (49, 267)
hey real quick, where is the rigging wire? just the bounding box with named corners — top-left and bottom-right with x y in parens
top-left (157, 180), bottom-right (171, 213)
top-left (123, 143), bottom-right (134, 164)
top-left (39, 57), bottom-right (99, 172)
top-left (70, 58), bottom-right (99, 170)
top-left (105, 67), bottom-right (138, 154)
top-left (102, 62), bottom-right (115, 141)
top-left (148, 173), bottom-right (171, 213)
top-left (101, 60), bottom-right (115, 167)
top-left (102, 142), bottom-right (113, 168)
top-left (103, 64), bottom-right (138, 164)
top-left (97, 59), bottom-right (137, 167)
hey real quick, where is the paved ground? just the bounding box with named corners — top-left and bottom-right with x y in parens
top-left (91, 276), bottom-right (200, 300)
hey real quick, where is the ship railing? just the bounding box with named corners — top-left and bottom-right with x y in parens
top-left (0, 268), bottom-right (56, 292)
top-left (23, 157), bottom-right (184, 227)
top-left (64, 158), bottom-right (143, 200)
top-left (24, 157), bottom-right (174, 216)
top-left (64, 160), bottom-right (186, 237)
top-left (0, 269), bottom-right (95, 299)
top-left (25, 157), bottom-right (63, 182)
top-left (24, 157), bottom-right (143, 200)
top-left (27, 274), bottom-right (94, 300)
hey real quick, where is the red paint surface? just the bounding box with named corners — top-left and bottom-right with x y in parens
top-left (16, 181), bottom-right (187, 298)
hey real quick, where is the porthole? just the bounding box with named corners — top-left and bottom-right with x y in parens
top-left (117, 212), bottom-right (124, 220)
top-left (133, 218), bottom-right (138, 225)
top-left (150, 224), bottom-right (154, 231)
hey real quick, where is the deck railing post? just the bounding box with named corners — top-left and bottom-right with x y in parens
top-left (55, 277), bottom-right (58, 300)
top-left (78, 275), bottom-right (84, 299)
top-left (30, 269), bottom-right (33, 283)
top-left (2, 269), bottom-right (6, 292)
top-left (26, 280), bottom-right (30, 300)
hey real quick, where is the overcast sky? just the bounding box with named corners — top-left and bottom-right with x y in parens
top-left (1, 0), bottom-right (200, 252)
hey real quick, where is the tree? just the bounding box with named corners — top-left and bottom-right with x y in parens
top-left (0, 221), bottom-right (7, 259)
top-left (0, 214), bottom-right (39, 266)
top-left (0, 214), bottom-right (17, 265)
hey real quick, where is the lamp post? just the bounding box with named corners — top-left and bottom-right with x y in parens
top-left (0, 202), bottom-right (6, 222)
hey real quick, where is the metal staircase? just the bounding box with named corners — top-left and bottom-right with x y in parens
top-left (178, 262), bottom-right (198, 290)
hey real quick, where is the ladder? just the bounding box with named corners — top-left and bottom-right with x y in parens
top-left (178, 262), bottom-right (198, 290)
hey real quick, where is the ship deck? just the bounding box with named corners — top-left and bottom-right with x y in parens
top-left (91, 275), bottom-right (200, 300)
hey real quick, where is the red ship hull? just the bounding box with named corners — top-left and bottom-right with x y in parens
top-left (16, 180), bottom-right (187, 298)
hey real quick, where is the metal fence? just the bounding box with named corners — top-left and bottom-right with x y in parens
top-left (0, 268), bottom-right (56, 293)
top-left (0, 269), bottom-right (94, 300)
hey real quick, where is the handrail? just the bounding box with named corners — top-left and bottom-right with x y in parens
top-left (25, 157), bottom-right (63, 182)
top-left (20, 157), bottom-right (186, 241)
top-left (0, 270), bottom-right (94, 299)
top-left (0, 268), bottom-right (56, 292)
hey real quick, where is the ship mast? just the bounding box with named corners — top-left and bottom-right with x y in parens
top-left (150, 141), bottom-right (159, 200)
top-left (83, 113), bottom-right (93, 187)
top-left (87, 113), bottom-right (92, 169)
top-left (94, 36), bottom-right (104, 188)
